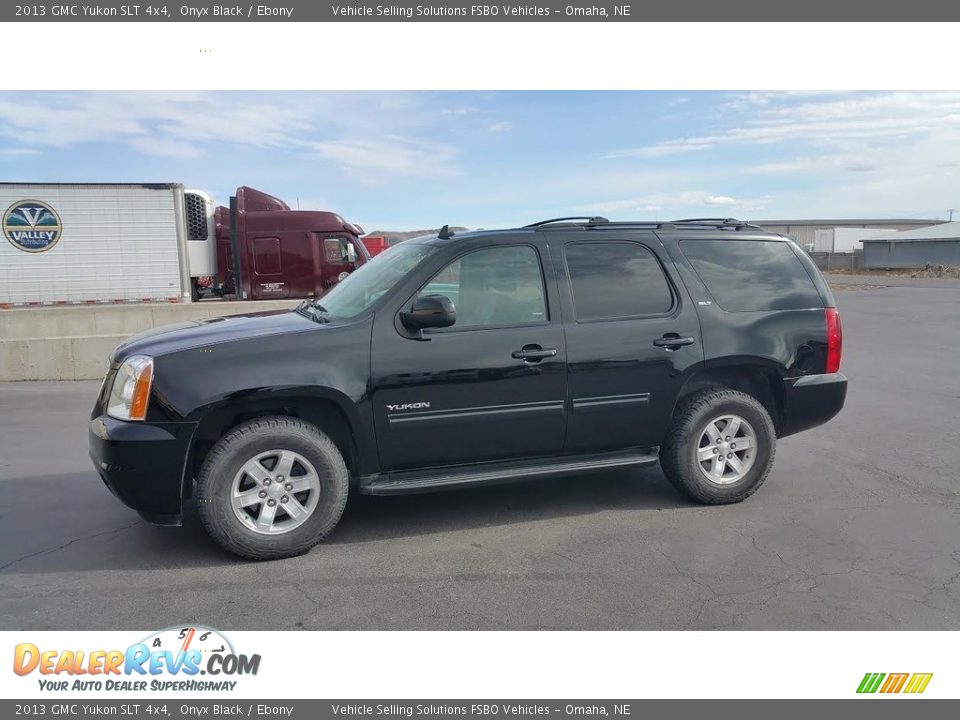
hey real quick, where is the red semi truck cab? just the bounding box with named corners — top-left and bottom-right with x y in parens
top-left (211, 186), bottom-right (369, 301)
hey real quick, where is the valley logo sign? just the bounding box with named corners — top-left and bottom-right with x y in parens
top-left (12, 626), bottom-right (261, 692)
top-left (3, 199), bottom-right (62, 253)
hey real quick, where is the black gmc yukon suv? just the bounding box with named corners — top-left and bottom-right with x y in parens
top-left (90, 217), bottom-right (847, 560)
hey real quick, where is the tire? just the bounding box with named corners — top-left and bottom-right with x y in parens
top-left (660, 388), bottom-right (776, 505)
top-left (196, 416), bottom-right (349, 560)
top-left (190, 279), bottom-right (201, 303)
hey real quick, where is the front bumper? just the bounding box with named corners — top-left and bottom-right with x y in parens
top-left (779, 372), bottom-right (848, 438)
top-left (88, 415), bottom-right (197, 526)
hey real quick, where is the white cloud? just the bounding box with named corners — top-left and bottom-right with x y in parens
top-left (0, 91), bottom-right (464, 180)
top-left (581, 191), bottom-right (771, 216)
top-left (312, 136), bottom-right (460, 179)
top-left (486, 120), bottom-right (512, 133)
top-left (705, 195), bottom-right (739, 206)
top-left (608, 136), bottom-right (720, 158)
top-left (128, 136), bottom-right (205, 159)
top-left (609, 91), bottom-right (960, 159)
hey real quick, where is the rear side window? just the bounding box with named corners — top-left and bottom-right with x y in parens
top-left (680, 239), bottom-right (823, 312)
top-left (565, 241), bottom-right (673, 321)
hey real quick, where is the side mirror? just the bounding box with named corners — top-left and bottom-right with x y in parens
top-left (400, 294), bottom-right (456, 331)
top-left (346, 242), bottom-right (358, 264)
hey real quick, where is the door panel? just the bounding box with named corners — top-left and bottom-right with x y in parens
top-left (370, 241), bottom-right (567, 471)
top-left (560, 236), bottom-right (703, 452)
top-left (249, 235), bottom-right (289, 298)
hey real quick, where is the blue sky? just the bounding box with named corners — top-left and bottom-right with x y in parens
top-left (0, 91), bottom-right (957, 230)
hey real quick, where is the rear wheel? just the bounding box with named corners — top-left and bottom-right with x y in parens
top-left (660, 388), bottom-right (776, 504)
top-left (196, 416), bottom-right (349, 560)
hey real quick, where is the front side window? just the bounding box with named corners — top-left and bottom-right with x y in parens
top-left (318, 242), bottom-right (435, 319)
top-left (565, 241), bottom-right (674, 321)
top-left (324, 236), bottom-right (350, 263)
top-left (419, 245), bottom-right (547, 329)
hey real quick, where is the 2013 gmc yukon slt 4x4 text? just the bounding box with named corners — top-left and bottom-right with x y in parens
top-left (89, 217), bottom-right (847, 560)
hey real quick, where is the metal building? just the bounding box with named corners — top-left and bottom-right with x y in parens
top-left (755, 219), bottom-right (941, 249)
top-left (862, 222), bottom-right (960, 268)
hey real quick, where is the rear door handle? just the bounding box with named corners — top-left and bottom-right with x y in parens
top-left (512, 344), bottom-right (558, 362)
top-left (653, 334), bottom-right (695, 349)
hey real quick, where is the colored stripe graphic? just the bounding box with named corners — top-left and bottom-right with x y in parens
top-left (857, 673), bottom-right (886, 693)
top-left (904, 674), bottom-right (933, 694)
top-left (880, 673), bottom-right (909, 693)
top-left (857, 672), bottom-right (932, 694)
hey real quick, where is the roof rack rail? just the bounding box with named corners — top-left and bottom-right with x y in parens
top-left (523, 216), bottom-right (609, 228)
top-left (657, 218), bottom-right (763, 231)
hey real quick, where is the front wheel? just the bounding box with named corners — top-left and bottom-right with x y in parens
top-left (196, 416), bottom-right (349, 560)
top-left (660, 388), bottom-right (776, 504)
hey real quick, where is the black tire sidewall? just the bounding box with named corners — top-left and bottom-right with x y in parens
top-left (197, 418), bottom-right (348, 559)
top-left (667, 391), bottom-right (776, 503)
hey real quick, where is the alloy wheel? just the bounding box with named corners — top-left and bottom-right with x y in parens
top-left (230, 449), bottom-right (322, 534)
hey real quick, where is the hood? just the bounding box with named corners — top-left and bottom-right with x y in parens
top-left (112, 309), bottom-right (319, 363)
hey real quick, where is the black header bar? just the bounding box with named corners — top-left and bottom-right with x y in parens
top-left (5, 0), bottom-right (958, 21)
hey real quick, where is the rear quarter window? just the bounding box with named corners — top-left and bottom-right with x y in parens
top-left (679, 239), bottom-right (823, 312)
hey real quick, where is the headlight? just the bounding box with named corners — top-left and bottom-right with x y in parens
top-left (107, 355), bottom-right (154, 421)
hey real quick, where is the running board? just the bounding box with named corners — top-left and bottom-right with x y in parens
top-left (359, 448), bottom-right (659, 496)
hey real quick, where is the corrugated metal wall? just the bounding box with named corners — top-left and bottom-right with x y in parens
top-left (1, 184), bottom-right (184, 304)
top-left (761, 222), bottom-right (931, 248)
top-left (863, 240), bottom-right (960, 268)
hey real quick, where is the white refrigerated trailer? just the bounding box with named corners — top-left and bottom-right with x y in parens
top-left (0, 183), bottom-right (214, 305)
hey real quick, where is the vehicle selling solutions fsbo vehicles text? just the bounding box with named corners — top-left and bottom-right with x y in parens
top-left (331, 4), bottom-right (556, 17)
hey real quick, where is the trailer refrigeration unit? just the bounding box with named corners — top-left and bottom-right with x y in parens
top-left (0, 183), bottom-right (368, 306)
top-left (0, 182), bottom-right (213, 305)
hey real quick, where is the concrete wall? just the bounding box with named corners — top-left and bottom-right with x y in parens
top-left (863, 240), bottom-right (960, 269)
top-left (0, 300), bottom-right (298, 381)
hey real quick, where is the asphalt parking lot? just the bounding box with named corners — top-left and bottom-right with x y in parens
top-left (1, 274), bottom-right (959, 630)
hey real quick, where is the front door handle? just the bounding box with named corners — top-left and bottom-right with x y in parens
top-left (512, 344), bottom-right (558, 362)
top-left (653, 334), bottom-right (695, 349)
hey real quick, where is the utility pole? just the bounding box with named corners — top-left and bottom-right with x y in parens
top-left (948, 209), bottom-right (955, 221)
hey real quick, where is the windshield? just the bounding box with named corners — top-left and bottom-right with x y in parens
top-left (315, 242), bottom-right (436, 319)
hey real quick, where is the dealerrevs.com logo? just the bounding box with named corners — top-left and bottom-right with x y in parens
top-left (13, 626), bottom-right (261, 692)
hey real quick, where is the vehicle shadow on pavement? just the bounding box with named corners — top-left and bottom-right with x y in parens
top-left (328, 465), bottom-right (689, 545)
top-left (0, 466), bottom-right (692, 574)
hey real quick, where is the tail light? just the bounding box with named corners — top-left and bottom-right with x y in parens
top-left (825, 307), bottom-right (842, 373)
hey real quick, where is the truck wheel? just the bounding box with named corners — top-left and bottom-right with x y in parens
top-left (660, 388), bottom-right (775, 505)
top-left (190, 279), bottom-right (201, 303)
top-left (196, 416), bottom-right (349, 560)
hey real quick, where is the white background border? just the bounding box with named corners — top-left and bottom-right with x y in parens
top-left (0, 630), bottom-right (953, 698)
top-left (1, 22), bottom-right (958, 90)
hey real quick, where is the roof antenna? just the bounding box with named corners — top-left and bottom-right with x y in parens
top-left (438, 224), bottom-right (454, 240)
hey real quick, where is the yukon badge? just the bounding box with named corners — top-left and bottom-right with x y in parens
top-left (387, 402), bottom-right (431, 411)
